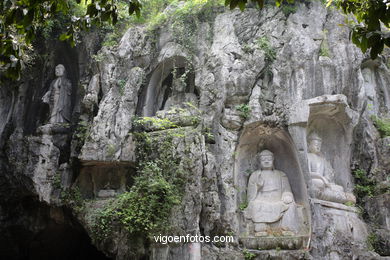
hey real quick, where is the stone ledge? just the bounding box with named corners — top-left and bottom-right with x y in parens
top-left (311, 198), bottom-right (359, 213)
top-left (80, 160), bottom-right (135, 167)
top-left (243, 249), bottom-right (311, 259)
top-left (239, 235), bottom-right (310, 250)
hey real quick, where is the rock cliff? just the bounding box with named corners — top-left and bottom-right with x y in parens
top-left (0, 1), bottom-right (389, 259)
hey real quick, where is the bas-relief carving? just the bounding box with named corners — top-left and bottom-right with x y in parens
top-left (76, 165), bottom-right (131, 199)
top-left (42, 64), bottom-right (72, 124)
top-left (151, 68), bottom-right (199, 128)
top-left (288, 95), bottom-right (358, 204)
top-left (307, 132), bottom-right (356, 204)
top-left (160, 77), bottom-right (197, 111)
top-left (154, 70), bottom-right (198, 121)
top-left (93, 170), bottom-right (127, 198)
top-left (244, 150), bottom-right (302, 236)
top-left (142, 57), bottom-right (198, 117)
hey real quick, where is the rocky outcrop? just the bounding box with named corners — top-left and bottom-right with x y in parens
top-left (1, 1), bottom-right (389, 259)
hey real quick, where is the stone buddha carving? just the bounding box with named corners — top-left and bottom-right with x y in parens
top-left (94, 171), bottom-right (126, 199)
top-left (42, 64), bottom-right (72, 124)
top-left (307, 132), bottom-right (355, 204)
top-left (161, 76), bottom-right (197, 111)
top-left (245, 150), bottom-right (300, 236)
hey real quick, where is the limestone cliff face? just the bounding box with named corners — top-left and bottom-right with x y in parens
top-left (0, 1), bottom-right (389, 259)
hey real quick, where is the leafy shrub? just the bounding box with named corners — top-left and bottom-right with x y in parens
top-left (61, 187), bottom-right (84, 212)
top-left (236, 104), bottom-right (251, 119)
top-left (256, 36), bottom-right (277, 62)
top-left (367, 232), bottom-right (379, 252)
top-left (93, 164), bottom-right (180, 237)
top-left (372, 116), bottom-right (390, 138)
top-left (243, 249), bottom-right (256, 260)
top-left (282, 4), bottom-right (297, 16)
top-left (353, 169), bottom-right (376, 199)
top-left (74, 120), bottom-right (90, 144)
top-left (133, 116), bottom-right (178, 130)
top-left (92, 129), bottom-right (188, 241)
top-left (239, 199), bottom-right (248, 211)
top-left (117, 79), bottom-right (126, 96)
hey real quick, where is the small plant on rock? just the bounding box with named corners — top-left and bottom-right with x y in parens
top-left (239, 199), bottom-right (248, 211)
top-left (353, 169), bottom-right (377, 199)
top-left (243, 249), bottom-right (256, 260)
top-left (372, 116), bottom-right (390, 138)
top-left (117, 79), bottom-right (126, 96)
top-left (236, 104), bottom-right (251, 119)
top-left (61, 187), bottom-right (84, 213)
top-left (256, 36), bottom-right (277, 62)
top-left (74, 120), bottom-right (90, 143)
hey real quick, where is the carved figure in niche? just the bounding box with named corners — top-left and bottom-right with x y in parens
top-left (161, 72), bottom-right (197, 111)
top-left (42, 64), bottom-right (72, 124)
top-left (94, 171), bottom-right (126, 199)
top-left (307, 132), bottom-right (356, 204)
top-left (245, 150), bottom-right (300, 236)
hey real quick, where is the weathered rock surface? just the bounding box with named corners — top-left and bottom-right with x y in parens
top-left (1, 1), bottom-right (390, 259)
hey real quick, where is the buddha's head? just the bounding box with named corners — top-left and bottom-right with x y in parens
top-left (55, 64), bottom-right (66, 77)
top-left (259, 150), bottom-right (274, 170)
top-left (308, 132), bottom-right (322, 154)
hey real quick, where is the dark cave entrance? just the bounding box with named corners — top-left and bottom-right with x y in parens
top-left (0, 197), bottom-right (110, 260)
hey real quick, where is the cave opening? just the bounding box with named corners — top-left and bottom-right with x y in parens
top-left (0, 197), bottom-right (110, 260)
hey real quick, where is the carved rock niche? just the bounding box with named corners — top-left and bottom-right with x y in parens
top-left (138, 55), bottom-right (197, 117)
top-left (235, 122), bottom-right (311, 250)
top-left (289, 94), bottom-right (358, 200)
top-left (288, 94), bottom-right (368, 256)
top-left (75, 162), bottom-right (135, 199)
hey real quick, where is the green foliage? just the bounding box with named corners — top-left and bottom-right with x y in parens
top-left (319, 44), bottom-right (330, 57)
top-left (74, 120), bottom-right (90, 143)
top-left (355, 184), bottom-right (376, 198)
top-left (353, 169), bottom-right (377, 199)
top-left (202, 127), bottom-right (215, 142)
top-left (0, 0), bottom-right (143, 81)
top-left (2, 0), bottom-right (390, 81)
top-left (242, 44), bottom-right (252, 53)
top-left (366, 232), bottom-right (379, 252)
top-left (102, 31), bottom-right (121, 47)
top-left (372, 116), bottom-right (390, 138)
top-left (139, 0), bottom-right (223, 40)
top-left (133, 116), bottom-right (178, 130)
top-left (344, 201), bottom-right (355, 207)
top-left (117, 79), bottom-right (127, 95)
top-left (61, 187), bottom-right (84, 212)
top-left (225, 0), bottom-right (293, 10)
top-left (281, 3), bottom-right (297, 16)
top-left (255, 37), bottom-right (277, 62)
top-left (327, 0), bottom-right (390, 59)
top-left (92, 167), bottom-right (180, 238)
top-left (52, 173), bottom-right (62, 190)
top-left (92, 129), bottom-right (189, 241)
top-left (239, 198), bottom-right (248, 210)
top-left (319, 31), bottom-right (331, 57)
top-left (147, 0), bottom-right (221, 56)
top-left (235, 104), bottom-right (251, 119)
top-left (90, 205), bottom-right (114, 241)
top-left (92, 52), bottom-right (105, 62)
top-left (243, 249), bottom-right (256, 260)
